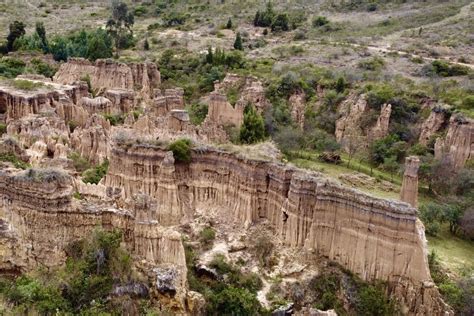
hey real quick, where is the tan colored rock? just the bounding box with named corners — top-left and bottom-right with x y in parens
top-left (289, 91), bottom-right (306, 129)
top-left (105, 89), bottom-right (135, 114)
top-left (70, 114), bottom-right (111, 164)
top-left (168, 110), bottom-right (190, 132)
top-left (400, 156), bottom-right (420, 208)
top-left (335, 93), bottom-right (367, 143)
top-left (434, 115), bottom-right (473, 171)
top-left (205, 92), bottom-right (244, 127)
top-left (419, 107), bottom-right (448, 146)
top-left (369, 103), bottom-right (391, 140)
top-left (102, 142), bottom-right (447, 314)
top-left (79, 96), bottom-right (113, 114)
top-left (0, 80), bottom-right (87, 121)
top-left (151, 88), bottom-right (185, 116)
top-left (53, 58), bottom-right (160, 94)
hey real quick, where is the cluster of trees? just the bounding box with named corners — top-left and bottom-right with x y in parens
top-left (1, 1), bottom-right (135, 61)
top-left (254, 2), bottom-right (303, 33)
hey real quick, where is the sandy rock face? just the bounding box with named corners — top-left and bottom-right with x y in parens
top-left (335, 93), bottom-right (392, 151)
top-left (54, 58), bottom-right (160, 93)
top-left (102, 141), bottom-right (448, 315)
top-left (289, 91), bottom-right (306, 129)
top-left (400, 156), bottom-right (420, 208)
top-left (205, 91), bottom-right (244, 127)
top-left (71, 114), bottom-right (111, 164)
top-left (435, 115), bottom-right (473, 171)
top-left (419, 107), bottom-right (448, 145)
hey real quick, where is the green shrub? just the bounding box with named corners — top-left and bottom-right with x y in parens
top-left (0, 153), bottom-right (29, 169)
top-left (239, 105), bottom-right (265, 144)
top-left (0, 57), bottom-right (26, 78)
top-left (356, 282), bottom-right (395, 316)
top-left (271, 14), bottom-right (290, 32)
top-left (188, 103), bottom-right (208, 125)
top-left (31, 58), bottom-right (58, 78)
top-left (365, 84), bottom-right (395, 110)
top-left (103, 114), bottom-right (125, 126)
top-left (206, 286), bottom-right (261, 316)
top-left (0, 123), bottom-right (6, 136)
top-left (312, 16), bottom-right (329, 27)
top-left (168, 139), bottom-right (192, 163)
top-left (358, 56), bottom-right (385, 71)
top-left (432, 60), bottom-right (470, 77)
top-left (68, 152), bottom-right (90, 173)
top-left (82, 159), bottom-right (109, 184)
top-left (199, 226), bottom-right (216, 245)
top-left (12, 79), bottom-right (44, 91)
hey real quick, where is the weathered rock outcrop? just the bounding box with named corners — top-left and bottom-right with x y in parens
top-left (419, 107), bottom-right (448, 146)
top-left (54, 58), bottom-right (160, 93)
top-left (289, 91), bottom-right (306, 129)
top-left (152, 88), bottom-right (185, 116)
top-left (400, 156), bottom-right (420, 208)
top-left (435, 115), bottom-right (473, 171)
top-left (103, 140), bottom-right (448, 315)
top-left (71, 114), bottom-right (111, 163)
top-left (335, 93), bottom-right (392, 151)
top-left (79, 96), bottom-right (113, 114)
top-left (0, 80), bottom-right (88, 121)
top-left (205, 92), bottom-right (244, 127)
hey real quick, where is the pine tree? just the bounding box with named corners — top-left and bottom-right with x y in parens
top-left (144, 38), bottom-right (150, 50)
top-left (234, 32), bottom-right (243, 51)
top-left (239, 105), bottom-right (265, 144)
top-left (226, 18), bottom-right (233, 29)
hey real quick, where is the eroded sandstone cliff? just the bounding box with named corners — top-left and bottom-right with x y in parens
top-left (102, 139), bottom-right (449, 315)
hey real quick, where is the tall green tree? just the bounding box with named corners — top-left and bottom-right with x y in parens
top-left (106, 1), bottom-right (135, 51)
top-left (35, 22), bottom-right (48, 52)
top-left (240, 105), bottom-right (265, 144)
top-left (7, 21), bottom-right (26, 52)
top-left (234, 32), bottom-right (243, 51)
top-left (226, 18), bottom-right (233, 29)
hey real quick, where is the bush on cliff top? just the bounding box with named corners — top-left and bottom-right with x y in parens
top-left (168, 139), bottom-right (192, 163)
top-left (82, 159), bottom-right (109, 184)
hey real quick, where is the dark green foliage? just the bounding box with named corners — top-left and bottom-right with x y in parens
top-left (234, 32), bottom-right (243, 50)
top-left (106, 1), bottom-right (135, 51)
top-left (31, 58), bottom-right (57, 78)
top-left (186, 251), bottom-right (263, 316)
top-left (0, 57), bottom-right (26, 78)
top-left (82, 159), bottom-right (109, 184)
top-left (240, 105), bottom-right (265, 144)
top-left (254, 2), bottom-right (275, 27)
top-left (0, 123), bottom-right (6, 136)
top-left (365, 83), bottom-right (395, 110)
top-left (312, 16), bottom-right (329, 27)
top-left (420, 202), bottom-right (463, 236)
top-left (358, 56), bottom-right (385, 71)
top-left (271, 14), bottom-right (290, 32)
top-left (7, 21), bottom-right (25, 52)
top-left (199, 226), bottom-right (216, 246)
top-left (188, 103), bottom-right (208, 125)
top-left (310, 275), bottom-right (341, 311)
top-left (206, 286), bottom-right (261, 316)
top-left (163, 11), bottom-right (188, 27)
top-left (49, 29), bottom-right (113, 62)
top-left (69, 152), bottom-right (92, 173)
top-left (226, 18), bottom-right (233, 29)
top-left (368, 135), bottom-right (406, 167)
top-left (144, 38), bottom-right (150, 50)
top-left (432, 60), bottom-right (470, 77)
top-left (103, 113), bottom-right (125, 126)
top-left (252, 234), bottom-right (274, 268)
top-left (0, 229), bottom-right (133, 314)
top-left (0, 153), bottom-right (29, 169)
top-left (168, 139), bottom-right (192, 163)
top-left (35, 22), bottom-right (48, 52)
top-left (356, 282), bottom-right (395, 316)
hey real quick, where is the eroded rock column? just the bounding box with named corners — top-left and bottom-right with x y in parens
top-left (400, 156), bottom-right (420, 208)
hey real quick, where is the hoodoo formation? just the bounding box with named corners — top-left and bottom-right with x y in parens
top-left (1, 1), bottom-right (473, 315)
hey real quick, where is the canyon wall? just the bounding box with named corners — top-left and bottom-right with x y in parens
top-left (53, 58), bottom-right (160, 92)
top-left (103, 140), bottom-right (448, 314)
top-left (435, 115), bottom-right (473, 171)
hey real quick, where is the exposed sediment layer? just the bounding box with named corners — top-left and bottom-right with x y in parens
top-left (103, 142), bottom-right (448, 314)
